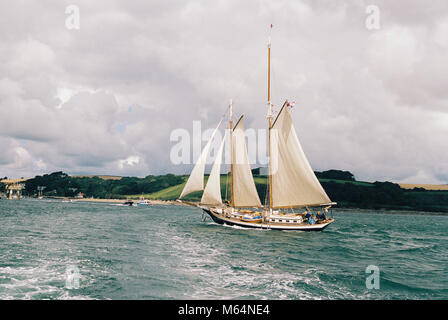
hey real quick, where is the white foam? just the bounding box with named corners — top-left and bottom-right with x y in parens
top-left (0, 260), bottom-right (96, 300)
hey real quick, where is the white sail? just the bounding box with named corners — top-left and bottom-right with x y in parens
top-left (200, 135), bottom-right (226, 205)
top-left (179, 120), bottom-right (222, 199)
top-left (231, 116), bottom-right (262, 207)
top-left (270, 103), bottom-right (331, 208)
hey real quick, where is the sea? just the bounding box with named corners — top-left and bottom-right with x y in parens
top-left (0, 198), bottom-right (447, 300)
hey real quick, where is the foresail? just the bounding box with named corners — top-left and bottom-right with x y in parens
top-left (270, 103), bottom-right (331, 207)
top-left (179, 120), bottom-right (222, 199)
top-left (200, 135), bottom-right (225, 205)
top-left (231, 116), bottom-right (262, 207)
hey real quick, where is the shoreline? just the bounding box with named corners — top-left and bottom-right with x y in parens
top-left (48, 196), bottom-right (185, 206)
top-left (40, 197), bottom-right (447, 216)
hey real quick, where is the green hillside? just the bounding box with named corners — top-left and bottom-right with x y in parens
top-left (130, 172), bottom-right (448, 213)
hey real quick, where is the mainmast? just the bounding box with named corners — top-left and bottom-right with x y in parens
top-left (267, 24), bottom-right (273, 210)
top-left (229, 99), bottom-right (234, 208)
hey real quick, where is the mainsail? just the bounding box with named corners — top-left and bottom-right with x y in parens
top-left (200, 135), bottom-right (226, 205)
top-left (179, 120), bottom-right (222, 199)
top-left (270, 103), bottom-right (331, 208)
top-left (231, 116), bottom-right (262, 207)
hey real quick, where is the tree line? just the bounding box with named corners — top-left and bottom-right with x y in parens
top-left (21, 171), bottom-right (184, 199)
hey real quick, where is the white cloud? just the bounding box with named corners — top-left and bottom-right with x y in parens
top-left (0, 0), bottom-right (447, 184)
top-left (118, 156), bottom-right (140, 169)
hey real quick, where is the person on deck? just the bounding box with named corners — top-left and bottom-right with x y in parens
top-left (316, 211), bottom-right (327, 221)
top-left (308, 214), bottom-right (316, 225)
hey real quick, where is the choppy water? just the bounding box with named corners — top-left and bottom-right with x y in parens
top-left (0, 199), bottom-right (447, 300)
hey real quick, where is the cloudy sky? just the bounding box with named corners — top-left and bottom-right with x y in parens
top-left (0, 0), bottom-right (447, 183)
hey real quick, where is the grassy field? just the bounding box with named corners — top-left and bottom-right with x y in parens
top-left (318, 178), bottom-right (373, 187)
top-left (399, 183), bottom-right (448, 191)
top-left (139, 183), bottom-right (187, 200)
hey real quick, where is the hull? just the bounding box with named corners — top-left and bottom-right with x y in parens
top-left (202, 207), bottom-right (334, 231)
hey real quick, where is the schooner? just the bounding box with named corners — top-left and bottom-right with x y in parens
top-left (178, 27), bottom-right (336, 231)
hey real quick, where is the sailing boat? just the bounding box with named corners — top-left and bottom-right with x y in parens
top-left (178, 27), bottom-right (336, 231)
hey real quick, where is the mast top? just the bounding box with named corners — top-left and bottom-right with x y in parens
top-left (268, 24), bottom-right (273, 47)
top-left (267, 24), bottom-right (273, 122)
top-left (229, 99), bottom-right (233, 120)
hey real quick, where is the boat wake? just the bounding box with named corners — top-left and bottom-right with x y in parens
top-left (0, 260), bottom-right (95, 300)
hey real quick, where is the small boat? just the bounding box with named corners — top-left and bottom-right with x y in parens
top-left (136, 199), bottom-right (152, 206)
top-left (178, 25), bottom-right (336, 231)
top-left (123, 200), bottom-right (134, 206)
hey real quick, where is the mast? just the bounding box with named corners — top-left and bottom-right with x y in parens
top-left (229, 99), bottom-right (234, 208)
top-left (267, 24), bottom-right (273, 210)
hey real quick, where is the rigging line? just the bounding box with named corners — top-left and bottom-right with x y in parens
top-left (202, 104), bottom-right (231, 171)
top-left (214, 105), bottom-right (231, 131)
top-left (264, 175), bottom-right (269, 207)
top-left (225, 171), bottom-right (229, 203)
top-left (203, 103), bottom-right (231, 135)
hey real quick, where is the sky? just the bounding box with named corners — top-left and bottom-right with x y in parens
top-left (0, 0), bottom-right (447, 183)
